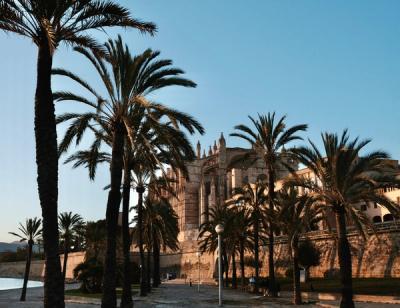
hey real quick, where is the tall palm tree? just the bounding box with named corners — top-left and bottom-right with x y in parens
top-left (63, 125), bottom-right (197, 302)
top-left (9, 218), bottom-right (42, 301)
top-left (58, 212), bottom-right (84, 281)
top-left (275, 188), bottom-right (322, 304)
top-left (123, 127), bottom-right (195, 299)
top-left (291, 130), bottom-right (400, 308)
top-left (137, 197), bottom-right (179, 288)
top-left (231, 112), bottom-right (307, 295)
top-left (231, 180), bottom-right (268, 292)
top-left (226, 206), bottom-right (253, 288)
top-left (198, 204), bottom-right (233, 287)
top-left (0, 3), bottom-right (155, 306)
top-left (56, 36), bottom-right (203, 307)
top-left (220, 205), bottom-right (254, 289)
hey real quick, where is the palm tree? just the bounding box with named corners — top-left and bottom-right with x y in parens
top-left (153, 199), bottom-right (179, 287)
top-left (291, 130), bottom-right (400, 308)
top-left (63, 126), bottom-right (197, 303)
top-left (56, 36), bottom-right (203, 307)
top-left (137, 197), bottom-right (179, 289)
top-left (231, 180), bottom-right (268, 292)
top-left (198, 204), bottom-right (233, 287)
top-left (275, 188), bottom-right (322, 304)
top-left (231, 112), bottom-right (307, 295)
top-left (9, 218), bottom-right (42, 301)
top-left (226, 206), bottom-right (253, 288)
top-left (59, 212), bottom-right (84, 282)
top-left (0, 3), bottom-right (155, 306)
top-left (130, 162), bottom-right (181, 296)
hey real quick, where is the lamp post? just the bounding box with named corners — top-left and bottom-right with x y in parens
top-left (196, 251), bottom-right (201, 292)
top-left (215, 224), bottom-right (224, 307)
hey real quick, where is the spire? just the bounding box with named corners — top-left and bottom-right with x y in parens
top-left (213, 140), bottom-right (218, 153)
top-left (208, 146), bottom-right (212, 156)
top-left (196, 141), bottom-right (201, 159)
top-left (219, 132), bottom-right (226, 148)
top-left (202, 149), bottom-right (206, 159)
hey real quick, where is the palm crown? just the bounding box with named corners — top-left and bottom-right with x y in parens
top-left (59, 212), bottom-right (84, 241)
top-left (231, 112), bottom-right (307, 173)
top-left (55, 35), bottom-right (203, 167)
top-left (138, 197), bottom-right (179, 252)
top-left (0, 0), bottom-right (156, 52)
top-left (291, 130), bottom-right (400, 236)
top-left (10, 217), bottom-right (42, 245)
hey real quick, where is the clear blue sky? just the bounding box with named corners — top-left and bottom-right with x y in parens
top-left (0, 1), bottom-right (399, 241)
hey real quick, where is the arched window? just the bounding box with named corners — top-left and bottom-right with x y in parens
top-left (383, 214), bottom-right (394, 222)
top-left (372, 216), bottom-right (382, 224)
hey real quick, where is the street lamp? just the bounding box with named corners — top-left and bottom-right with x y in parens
top-left (196, 251), bottom-right (201, 292)
top-left (215, 224), bottom-right (224, 307)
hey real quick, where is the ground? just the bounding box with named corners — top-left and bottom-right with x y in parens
top-left (0, 280), bottom-right (399, 307)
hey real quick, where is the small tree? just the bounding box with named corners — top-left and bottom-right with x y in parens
top-left (73, 257), bottom-right (103, 294)
top-left (59, 212), bottom-right (84, 282)
top-left (9, 218), bottom-right (42, 301)
top-left (298, 239), bottom-right (320, 282)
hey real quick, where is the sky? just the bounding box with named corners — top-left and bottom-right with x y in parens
top-left (0, 1), bottom-right (399, 241)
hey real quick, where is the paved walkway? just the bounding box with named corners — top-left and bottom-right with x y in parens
top-left (0, 280), bottom-right (399, 307)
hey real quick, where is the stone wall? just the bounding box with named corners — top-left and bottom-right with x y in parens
top-left (160, 227), bottom-right (400, 280)
top-left (0, 251), bottom-right (85, 280)
top-left (0, 260), bottom-right (45, 279)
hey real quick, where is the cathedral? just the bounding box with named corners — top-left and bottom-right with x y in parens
top-left (164, 132), bottom-right (296, 242)
top-left (157, 133), bottom-right (400, 281)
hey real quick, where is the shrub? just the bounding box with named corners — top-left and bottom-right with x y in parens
top-left (73, 257), bottom-right (103, 293)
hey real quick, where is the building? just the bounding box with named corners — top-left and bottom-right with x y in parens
top-left (158, 133), bottom-right (400, 280)
top-left (163, 133), bottom-right (298, 241)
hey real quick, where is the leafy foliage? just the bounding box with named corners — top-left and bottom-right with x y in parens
top-left (0, 0), bottom-right (156, 53)
top-left (298, 239), bottom-right (320, 269)
top-left (9, 217), bottom-right (42, 245)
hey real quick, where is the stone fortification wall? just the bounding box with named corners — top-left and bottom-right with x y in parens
top-left (0, 251), bottom-right (85, 280)
top-left (160, 226), bottom-right (400, 280)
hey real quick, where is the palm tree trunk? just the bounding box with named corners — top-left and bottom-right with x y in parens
top-left (121, 166), bottom-right (133, 308)
top-left (267, 167), bottom-right (277, 297)
top-left (232, 252), bottom-right (237, 289)
top-left (152, 230), bottom-right (160, 287)
top-left (20, 242), bottom-right (33, 301)
top-left (146, 248), bottom-right (152, 293)
top-left (35, 43), bottom-right (64, 308)
top-left (335, 210), bottom-right (355, 308)
top-left (101, 126), bottom-right (125, 308)
top-left (239, 239), bottom-right (245, 287)
top-left (62, 238), bottom-right (69, 282)
top-left (291, 237), bottom-right (301, 305)
top-left (223, 250), bottom-right (229, 287)
top-left (254, 217), bottom-right (259, 293)
top-left (137, 186), bottom-right (147, 296)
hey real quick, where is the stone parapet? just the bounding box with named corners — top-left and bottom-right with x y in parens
top-left (160, 227), bottom-right (400, 279)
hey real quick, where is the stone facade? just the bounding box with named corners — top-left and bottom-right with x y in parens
top-left (159, 225), bottom-right (400, 280)
top-left (164, 133), bottom-right (295, 240)
top-left (159, 133), bottom-right (400, 280)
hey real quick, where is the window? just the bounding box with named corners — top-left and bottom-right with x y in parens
top-left (383, 214), bottom-right (394, 222)
top-left (372, 216), bottom-right (382, 224)
top-left (374, 203), bottom-right (378, 209)
top-left (361, 204), bottom-right (367, 211)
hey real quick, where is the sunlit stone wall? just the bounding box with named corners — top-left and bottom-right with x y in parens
top-left (160, 227), bottom-right (400, 281)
